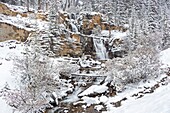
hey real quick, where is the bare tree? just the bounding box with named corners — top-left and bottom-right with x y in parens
top-left (1, 47), bottom-right (58, 113)
top-left (38, 0), bottom-right (41, 10)
top-left (26, 0), bottom-right (29, 11)
top-left (101, 31), bottom-right (161, 91)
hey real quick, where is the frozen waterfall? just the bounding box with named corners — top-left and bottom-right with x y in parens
top-left (93, 38), bottom-right (108, 60)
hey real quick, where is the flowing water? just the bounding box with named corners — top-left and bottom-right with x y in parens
top-left (70, 23), bottom-right (78, 33)
top-left (93, 38), bottom-right (108, 60)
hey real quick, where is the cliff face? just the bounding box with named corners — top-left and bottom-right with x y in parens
top-left (0, 2), bottom-right (127, 58)
top-left (0, 2), bottom-right (48, 42)
top-left (0, 22), bottom-right (30, 42)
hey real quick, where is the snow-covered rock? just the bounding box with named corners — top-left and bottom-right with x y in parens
top-left (78, 84), bottom-right (108, 97)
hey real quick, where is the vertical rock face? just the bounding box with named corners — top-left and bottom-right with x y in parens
top-left (29, 31), bottom-right (83, 57)
top-left (58, 33), bottom-right (83, 57)
top-left (83, 36), bottom-right (95, 56)
top-left (0, 22), bottom-right (30, 42)
top-left (0, 1), bottom-right (127, 59)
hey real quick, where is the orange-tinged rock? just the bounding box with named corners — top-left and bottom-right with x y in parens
top-left (36, 13), bottom-right (47, 21)
top-left (92, 14), bottom-right (101, 24)
top-left (71, 34), bottom-right (80, 43)
top-left (0, 3), bottom-right (18, 16)
top-left (0, 22), bottom-right (30, 42)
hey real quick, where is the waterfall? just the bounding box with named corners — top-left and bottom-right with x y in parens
top-left (93, 38), bottom-right (108, 60)
top-left (70, 23), bottom-right (78, 33)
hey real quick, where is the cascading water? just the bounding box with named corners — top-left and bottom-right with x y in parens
top-left (70, 23), bottom-right (78, 33)
top-left (93, 38), bottom-right (108, 60)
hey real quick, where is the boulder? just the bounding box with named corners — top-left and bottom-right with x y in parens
top-left (0, 3), bottom-right (18, 16)
top-left (0, 22), bottom-right (30, 42)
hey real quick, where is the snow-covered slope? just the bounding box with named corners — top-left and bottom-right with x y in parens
top-left (0, 42), bottom-right (170, 113)
top-left (0, 41), bottom-right (24, 113)
top-left (160, 48), bottom-right (170, 68)
top-left (107, 83), bottom-right (170, 113)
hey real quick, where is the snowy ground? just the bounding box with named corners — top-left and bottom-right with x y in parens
top-left (108, 83), bottom-right (170, 113)
top-left (0, 41), bottom-right (24, 113)
top-left (102, 49), bottom-right (170, 113)
top-left (0, 40), bottom-right (170, 113)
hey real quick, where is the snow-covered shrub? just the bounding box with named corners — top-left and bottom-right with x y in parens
top-left (0, 43), bottom-right (79, 113)
top-left (58, 61), bottom-right (80, 76)
top-left (1, 48), bottom-right (59, 113)
top-left (102, 33), bottom-right (161, 91)
top-left (0, 85), bottom-right (52, 113)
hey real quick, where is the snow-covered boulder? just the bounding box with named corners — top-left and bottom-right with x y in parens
top-left (78, 84), bottom-right (108, 97)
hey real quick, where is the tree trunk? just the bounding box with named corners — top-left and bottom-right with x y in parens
top-left (38, 0), bottom-right (41, 10)
top-left (27, 0), bottom-right (29, 11)
top-left (46, 1), bottom-right (48, 11)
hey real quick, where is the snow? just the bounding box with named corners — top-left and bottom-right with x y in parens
top-left (102, 48), bottom-right (170, 113)
top-left (0, 13), bottom-right (49, 31)
top-left (72, 47), bottom-right (170, 113)
top-left (95, 105), bottom-right (104, 111)
top-left (55, 48), bottom-right (170, 113)
top-left (123, 24), bottom-right (129, 29)
top-left (80, 11), bottom-right (101, 16)
top-left (52, 92), bottom-right (58, 105)
top-left (101, 30), bottom-right (127, 39)
top-left (78, 84), bottom-right (108, 97)
top-left (82, 96), bottom-right (100, 106)
top-left (160, 48), bottom-right (170, 68)
top-left (0, 41), bottom-right (24, 113)
top-left (99, 95), bottom-right (109, 103)
top-left (63, 87), bottom-right (82, 103)
top-left (105, 83), bottom-right (170, 113)
top-left (74, 96), bottom-right (100, 107)
top-left (71, 73), bottom-right (107, 77)
top-left (1, 2), bottom-right (170, 112)
top-left (78, 1), bottom-right (83, 6)
top-left (1, 2), bottom-right (32, 13)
